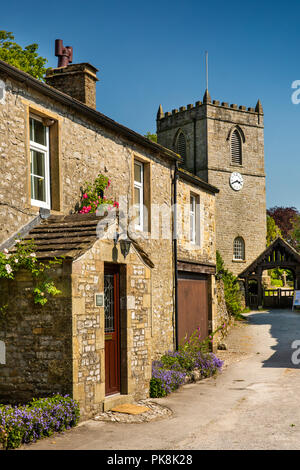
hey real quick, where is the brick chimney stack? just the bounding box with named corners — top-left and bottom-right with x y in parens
top-left (45, 40), bottom-right (99, 109)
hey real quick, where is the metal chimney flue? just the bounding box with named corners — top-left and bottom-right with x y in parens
top-left (46, 39), bottom-right (98, 108)
top-left (55, 39), bottom-right (73, 68)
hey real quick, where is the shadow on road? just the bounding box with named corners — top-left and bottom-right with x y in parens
top-left (246, 309), bottom-right (300, 369)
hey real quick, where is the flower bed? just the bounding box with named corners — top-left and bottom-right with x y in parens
top-left (150, 328), bottom-right (224, 398)
top-left (0, 394), bottom-right (80, 450)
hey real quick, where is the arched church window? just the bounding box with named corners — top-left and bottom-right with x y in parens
top-left (231, 129), bottom-right (242, 165)
top-left (176, 132), bottom-right (187, 161)
top-left (233, 237), bottom-right (245, 260)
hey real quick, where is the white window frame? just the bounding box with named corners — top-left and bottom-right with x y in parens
top-left (30, 116), bottom-right (50, 209)
top-left (190, 194), bottom-right (196, 244)
top-left (233, 237), bottom-right (245, 261)
top-left (134, 160), bottom-right (144, 231)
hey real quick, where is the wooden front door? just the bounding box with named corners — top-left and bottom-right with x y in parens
top-left (104, 265), bottom-right (120, 396)
top-left (178, 272), bottom-right (209, 344)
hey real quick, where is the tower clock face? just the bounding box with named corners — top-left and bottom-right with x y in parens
top-left (230, 172), bottom-right (244, 191)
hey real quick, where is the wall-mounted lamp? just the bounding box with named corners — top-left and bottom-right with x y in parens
top-left (113, 231), bottom-right (132, 259)
top-left (120, 238), bottom-right (131, 259)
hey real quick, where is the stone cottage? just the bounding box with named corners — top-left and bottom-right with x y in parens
top-left (0, 51), bottom-right (219, 420)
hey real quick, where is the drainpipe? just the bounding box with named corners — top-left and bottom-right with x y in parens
top-left (173, 161), bottom-right (179, 350)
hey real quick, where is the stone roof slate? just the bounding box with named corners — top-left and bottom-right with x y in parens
top-left (21, 213), bottom-right (154, 267)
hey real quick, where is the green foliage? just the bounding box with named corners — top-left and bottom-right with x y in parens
top-left (0, 239), bottom-right (62, 310)
top-left (33, 281), bottom-right (61, 306)
top-left (291, 215), bottom-right (300, 251)
top-left (266, 215), bottom-right (282, 246)
top-left (270, 278), bottom-right (283, 287)
top-left (0, 31), bottom-right (47, 80)
top-left (144, 132), bottom-right (157, 143)
top-left (216, 251), bottom-right (243, 317)
top-left (149, 378), bottom-right (167, 398)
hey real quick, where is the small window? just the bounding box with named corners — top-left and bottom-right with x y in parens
top-left (176, 132), bottom-right (186, 160)
top-left (134, 161), bottom-right (144, 231)
top-left (190, 194), bottom-right (200, 245)
top-left (30, 116), bottom-right (50, 209)
top-left (190, 195), bottom-right (196, 244)
top-left (233, 237), bottom-right (245, 260)
top-left (231, 129), bottom-right (242, 165)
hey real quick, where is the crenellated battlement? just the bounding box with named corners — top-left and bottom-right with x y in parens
top-left (157, 92), bottom-right (263, 121)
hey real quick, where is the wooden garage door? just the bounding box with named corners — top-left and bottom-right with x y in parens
top-left (178, 272), bottom-right (209, 344)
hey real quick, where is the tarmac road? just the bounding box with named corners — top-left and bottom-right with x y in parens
top-left (24, 309), bottom-right (300, 451)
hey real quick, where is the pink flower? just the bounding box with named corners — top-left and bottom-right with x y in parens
top-left (107, 180), bottom-right (111, 188)
top-left (83, 193), bottom-right (88, 199)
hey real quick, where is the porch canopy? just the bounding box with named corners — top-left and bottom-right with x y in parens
top-left (239, 237), bottom-right (300, 307)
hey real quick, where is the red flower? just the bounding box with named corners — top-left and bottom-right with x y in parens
top-left (83, 193), bottom-right (88, 199)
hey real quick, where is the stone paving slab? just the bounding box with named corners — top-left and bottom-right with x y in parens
top-left (93, 400), bottom-right (173, 423)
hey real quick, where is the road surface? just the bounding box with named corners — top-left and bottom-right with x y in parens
top-left (24, 309), bottom-right (300, 450)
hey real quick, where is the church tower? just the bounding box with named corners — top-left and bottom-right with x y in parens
top-left (156, 92), bottom-right (266, 276)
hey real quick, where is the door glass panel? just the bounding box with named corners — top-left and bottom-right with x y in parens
top-left (104, 274), bottom-right (115, 333)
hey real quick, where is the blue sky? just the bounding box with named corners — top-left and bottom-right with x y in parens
top-left (2, 0), bottom-right (300, 210)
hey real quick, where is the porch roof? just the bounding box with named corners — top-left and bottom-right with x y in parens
top-left (20, 213), bottom-right (154, 267)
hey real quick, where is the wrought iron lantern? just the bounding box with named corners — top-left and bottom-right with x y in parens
top-left (113, 231), bottom-right (131, 259)
top-left (120, 238), bottom-right (131, 259)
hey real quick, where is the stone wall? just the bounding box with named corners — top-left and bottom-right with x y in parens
top-left (0, 71), bottom-right (176, 365)
top-left (206, 103), bottom-right (266, 277)
top-left (71, 238), bottom-right (153, 420)
top-left (0, 67), bottom-right (219, 418)
top-left (0, 262), bottom-right (73, 405)
top-left (212, 279), bottom-right (231, 348)
top-left (157, 99), bottom-right (267, 277)
top-left (177, 177), bottom-right (216, 265)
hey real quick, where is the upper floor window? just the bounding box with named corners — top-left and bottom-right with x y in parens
top-left (176, 131), bottom-right (187, 161)
top-left (134, 160), bottom-right (144, 231)
top-left (190, 195), bottom-right (196, 244)
top-left (230, 129), bottom-right (242, 165)
top-left (190, 194), bottom-right (200, 245)
top-left (233, 237), bottom-right (245, 260)
top-left (30, 116), bottom-right (50, 209)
